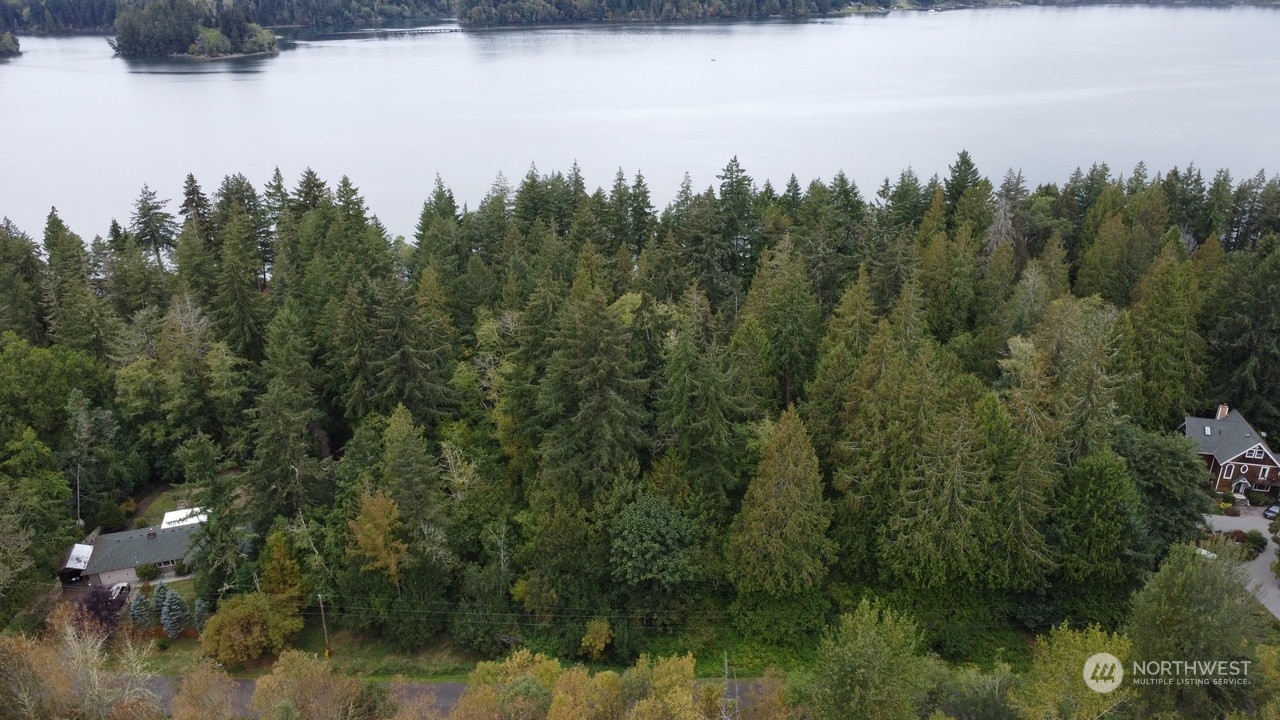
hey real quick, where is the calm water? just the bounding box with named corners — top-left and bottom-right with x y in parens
top-left (2, 7), bottom-right (1279, 239)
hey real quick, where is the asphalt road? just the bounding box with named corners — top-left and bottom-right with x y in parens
top-left (1205, 506), bottom-right (1280, 621)
top-left (145, 675), bottom-right (467, 718)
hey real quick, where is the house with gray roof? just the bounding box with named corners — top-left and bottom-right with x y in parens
top-left (80, 522), bottom-right (200, 587)
top-left (1182, 404), bottom-right (1278, 496)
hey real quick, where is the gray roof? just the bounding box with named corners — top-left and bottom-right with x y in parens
top-left (1183, 410), bottom-right (1274, 464)
top-left (82, 523), bottom-right (199, 576)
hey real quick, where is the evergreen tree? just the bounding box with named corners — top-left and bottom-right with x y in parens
top-left (1205, 238), bottom-right (1280, 433)
top-left (131, 184), bottom-right (178, 270)
top-left (179, 173), bottom-right (213, 243)
top-left (160, 588), bottom-right (190, 639)
top-left (724, 407), bottom-right (833, 597)
top-left (246, 303), bottom-right (325, 525)
top-left (210, 209), bottom-right (265, 360)
top-left (369, 274), bottom-right (453, 422)
top-left (802, 267), bottom-right (875, 472)
top-left (656, 287), bottom-right (743, 521)
top-left (738, 241), bottom-right (822, 407)
top-left (1049, 450), bottom-right (1144, 624)
top-left (42, 210), bottom-right (117, 358)
top-left (0, 219), bottom-right (47, 344)
top-left (1118, 242), bottom-right (1205, 429)
top-left (329, 280), bottom-right (378, 422)
top-left (535, 246), bottom-right (649, 512)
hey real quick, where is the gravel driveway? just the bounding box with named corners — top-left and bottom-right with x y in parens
top-left (1205, 507), bottom-right (1280, 621)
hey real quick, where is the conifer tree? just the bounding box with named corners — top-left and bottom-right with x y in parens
top-left (379, 404), bottom-right (445, 535)
top-left (0, 220), bottom-right (45, 344)
top-left (179, 173), bottom-right (213, 244)
top-left (210, 209), bottom-right (265, 360)
top-left (247, 303), bottom-right (324, 524)
top-left (738, 241), bottom-right (822, 407)
top-left (369, 273), bottom-right (452, 423)
top-left (536, 246), bottom-right (649, 511)
top-left (329, 280), bottom-right (378, 422)
top-left (657, 287), bottom-right (743, 521)
top-left (260, 529), bottom-right (304, 611)
top-left (1050, 450), bottom-right (1144, 624)
top-left (803, 267), bottom-right (875, 471)
top-left (131, 185), bottom-right (178, 270)
top-left (1119, 243), bottom-right (1205, 430)
top-left (724, 407), bottom-right (833, 597)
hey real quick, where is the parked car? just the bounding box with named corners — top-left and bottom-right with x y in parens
top-left (1264, 504), bottom-right (1280, 520)
top-left (109, 582), bottom-right (131, 600)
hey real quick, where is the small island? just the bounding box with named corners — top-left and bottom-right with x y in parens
top-left (108, 0), bottom-right (276, 58)
top-left (0, 31), bottom-right (20, 57)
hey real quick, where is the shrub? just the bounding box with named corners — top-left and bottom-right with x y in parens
top-left (156, 637), bottom-right (170, 651)
top-left (1224, 505), bottom-right (1241, 517)
top-left (200, 592), bottom-right (302, 667)
top-left (135, 563), bottom-right (159, 582)
top-left (1244, 530), bottom-right (1269, 558)
top-left (579, 617), bottom-right (613, 661)
top-left (174, 559), bottom-right (190, 577)
top-left (119, 497), bottom-right (138, 516)
top-left (1246, 491), bottom-right (1272, 507)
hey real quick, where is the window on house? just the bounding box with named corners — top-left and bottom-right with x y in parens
top-left (1246, 447), bottom-right (1264, 459)
top-left (156, 560), bottom-right (176, 568)
top-left (1224, 464), bottom-right (1234, 478)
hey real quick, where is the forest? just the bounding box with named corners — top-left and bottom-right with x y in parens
top-left (6, 0), bottom-right (1280, 34)
top-left (1, 154), bottom-right (1280, 717)
top-left (0, 0), bottom-right (448, 35)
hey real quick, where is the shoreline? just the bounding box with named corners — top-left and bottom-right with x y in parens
top-left (7, 1), bottom-right (1280, 40)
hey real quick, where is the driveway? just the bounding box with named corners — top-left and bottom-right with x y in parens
top-left (1205, 507), bottom-right (1280, 621)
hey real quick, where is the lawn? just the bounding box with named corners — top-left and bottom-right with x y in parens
top-left (130, 484), bottom-right (197, 529)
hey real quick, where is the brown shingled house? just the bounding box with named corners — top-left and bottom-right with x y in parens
top-left (1182, 404), bottom-right (1279, 496)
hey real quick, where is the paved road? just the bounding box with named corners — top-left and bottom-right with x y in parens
top-left (145, 675), bottom-right (466, 718)
top-left (1205, 507), bottom-right (1280, 620)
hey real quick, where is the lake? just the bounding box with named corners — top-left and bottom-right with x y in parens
top-left (2, 6), bottom-right (1279, 240)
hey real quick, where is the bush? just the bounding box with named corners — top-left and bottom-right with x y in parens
top-left (155, 637), bottom-right (170, 651)
top-left (136, 563), bottom-right (159, 582)
top-left (174, 559), bottom-right (190, 577)
top-left (1246, 491), bottom-right (1272, 507)
top-left (1224, 505), bottom-right (1241, 517)
top-left (1244, 530), bottom-right (1269, 558)
top-left (119, 497), bottom-right (138, 516)
top-left (200, 592), bottom-right (302, 667)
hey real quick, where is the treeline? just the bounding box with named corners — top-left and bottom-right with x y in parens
top-left (2, 155), bottom-right (1280, 660)
top-left (0, 30), bottom-right (19, 53)
top-left (0, 0), bottom-right (448, 35)
top-left (454, 0), bottom-right (839, 26)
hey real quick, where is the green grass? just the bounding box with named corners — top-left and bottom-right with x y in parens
top-left (289, 617), bottom-right (479, 680)
top-left (130, 485), bottom-right (197, 529)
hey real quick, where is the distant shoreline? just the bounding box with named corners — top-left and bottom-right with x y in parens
top-left (7, 1), bottom-right (1279, 42)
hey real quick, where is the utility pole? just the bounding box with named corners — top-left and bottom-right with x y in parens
top-left (318, 593), bottom-right (331, 658)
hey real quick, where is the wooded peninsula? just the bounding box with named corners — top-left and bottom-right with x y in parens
top-left (1, 155), bottom-right (1280, 719)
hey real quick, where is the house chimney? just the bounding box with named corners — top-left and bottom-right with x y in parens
top-left (146, 529), bottom-right (157, 540)
top-left (1216, 404), bottom-right (1230, 420)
